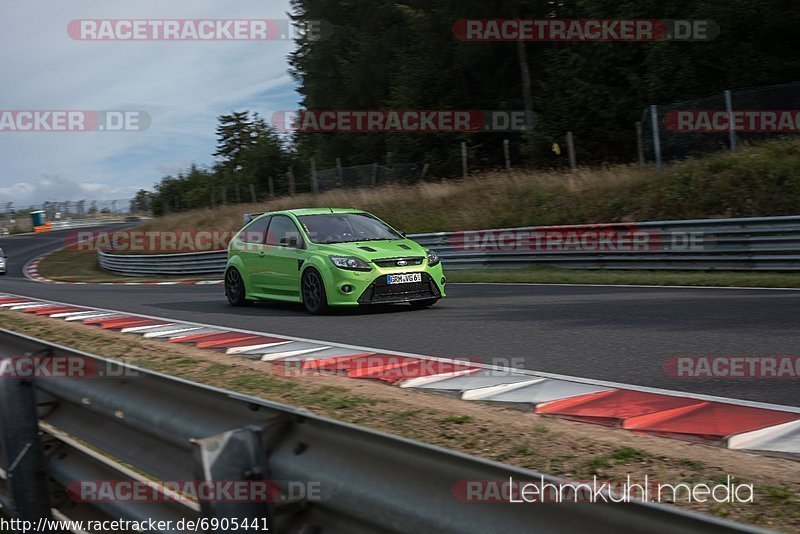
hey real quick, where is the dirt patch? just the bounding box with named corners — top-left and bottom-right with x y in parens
top-left (1, 309), bottom-right (798, 531)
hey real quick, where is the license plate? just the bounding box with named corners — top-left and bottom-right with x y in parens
top-left (386, 273), bottom-right (422, 285)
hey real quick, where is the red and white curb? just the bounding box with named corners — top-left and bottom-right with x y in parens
top-left (23, 257), bottom-right (222, 286)
top-left (1, 291), bottom-right (798, 460)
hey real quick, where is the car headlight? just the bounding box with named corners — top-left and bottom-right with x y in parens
top-left (329, 256), bottom-right (372, 271)
top-left (426, 250), bottom-right (440, 267)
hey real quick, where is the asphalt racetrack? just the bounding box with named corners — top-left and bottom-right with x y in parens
top-left (1, 228), bottom-right (798, 407)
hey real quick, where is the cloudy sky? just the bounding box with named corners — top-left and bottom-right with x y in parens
top-left (0, 0), bottom-right (299, 207)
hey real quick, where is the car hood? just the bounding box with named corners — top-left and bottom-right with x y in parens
top-left (313, 239), bottom-right (427, 261)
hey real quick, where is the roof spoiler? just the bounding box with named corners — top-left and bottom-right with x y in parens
top-left (243, 212), bottom-right (264, 225)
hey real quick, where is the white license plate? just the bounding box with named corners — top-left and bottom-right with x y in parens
top-left (386, 273), bottom-right (422, 285)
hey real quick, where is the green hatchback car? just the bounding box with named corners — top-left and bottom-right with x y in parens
top-left (225, 208), bottom-right (446, 313)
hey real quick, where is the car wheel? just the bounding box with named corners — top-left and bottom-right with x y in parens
top-left (225, 268), bottom-right (251, 306)
top-left (302, 268), bottom-right (328, 314)
top-left (410, 298), bottom-right (438, 308)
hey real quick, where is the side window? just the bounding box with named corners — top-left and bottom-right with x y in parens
top-left (238, 216), bottom-right (270, 244)
top-left (266, 216), bottom-right (302, 247)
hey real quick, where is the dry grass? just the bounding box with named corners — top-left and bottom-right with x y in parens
top-left (136, 165), bottom-right (654, 235)
top-left (137, 138), bottom-right (800, 237)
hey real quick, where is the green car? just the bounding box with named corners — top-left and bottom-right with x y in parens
top-left (225, 208), bottom-right (446, 314)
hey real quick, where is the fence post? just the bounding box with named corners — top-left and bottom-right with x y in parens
top-left (650, 105), bottom-right (662, 171)
top-left (268, 176), bottom-right (275, 198)
top-left (635, 121), bottom-right (645, 167)
top-left (371, 163), bottom-right (379, 187)
top-left (724, 89), bottom-right (737, 152)
top-left (503, 139), bottom-right (511, 170)
top-left (566, 131), bottom-right (577, 172)
top-left (309, 158), bottom-right (319, 195)
top-left (335, 158), bottom-right (343, 187)
top-left (288, 167), bottom-right (296, 196)
top-left (249, 184), bottom-right (257, 204)
top-left (420, 163), bottom-right (429, 180)
top-left (461, 142), bottom-right (468, 179)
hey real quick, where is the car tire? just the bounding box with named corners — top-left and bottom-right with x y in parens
top-left (302, 268), bottom-right (329, 314)
top-left (410, 298), bottom-right (438, 308)
top-left (225, 267), bottom-right (251, 307)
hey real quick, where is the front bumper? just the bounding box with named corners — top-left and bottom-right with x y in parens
top-left (320, 263), bottom-right (446, 306)
top-left (357, 272), bottom-right (442, 304)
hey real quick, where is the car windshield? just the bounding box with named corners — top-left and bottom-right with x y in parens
top-left (298, 213), bottom-right (402, 244)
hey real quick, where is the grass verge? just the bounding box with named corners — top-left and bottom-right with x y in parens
top-left (0, 309), bottom-right (798, 530)
top-left (34, 248), bottom-right (218, 283)
top-left (35, 246), bottom-right (800, 289)
top-left (446, 267), bottom-right (800, 288)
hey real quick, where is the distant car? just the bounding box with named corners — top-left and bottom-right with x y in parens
top-left (0, 248), bottom-right (6, 275)
top-left (225, 208), bottom-right (446, 314)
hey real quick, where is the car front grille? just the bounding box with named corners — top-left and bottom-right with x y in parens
top-left (372, 257), bottom-right (424, 268)
top-left (358, 272), bottom-right (441, 304)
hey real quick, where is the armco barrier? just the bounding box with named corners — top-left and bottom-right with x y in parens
top-left (0, 329), bottom-right (756, 533)
top-left (97, 215), bottom-right (800, 276)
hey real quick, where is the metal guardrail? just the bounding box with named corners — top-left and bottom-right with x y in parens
top-left (0, 329), bottom-right (754, 533)
top-left (97, 215), bottom-right (800, 276)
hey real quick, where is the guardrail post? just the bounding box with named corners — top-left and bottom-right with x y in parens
top-left (192, 426), bottom-right (274, 529)
top-left (0, 356), bottom-right (53, 522)
top-left (503, 139), bottom-right (511, 170)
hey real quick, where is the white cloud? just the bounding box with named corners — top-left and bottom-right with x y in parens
top-left (0, 176), bottom-right (140, 207)
top-left (0, 0), bottom-right (300, 206)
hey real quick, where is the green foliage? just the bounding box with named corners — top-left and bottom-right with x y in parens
top-left (150, 112), bottom-right (290, 215)
top-left (146, 1), bottom-right (800, 213)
